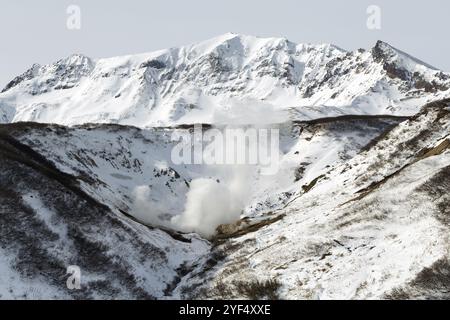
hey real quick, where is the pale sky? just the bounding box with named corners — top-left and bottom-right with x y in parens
top-left (1, 0), bottom-right (449, 88)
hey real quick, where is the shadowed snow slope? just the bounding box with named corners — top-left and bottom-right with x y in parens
top-left (0, 126), bottom-right (209, 299)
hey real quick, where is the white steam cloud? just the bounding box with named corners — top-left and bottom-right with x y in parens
top-left (171, 168), bottom-right (253, 237)
top-left (131, 185), bottom-right (171, 228)
top-left (130, 166), bottom-right (254, 238)
top-left (131, 103), bottom-right (281, 238)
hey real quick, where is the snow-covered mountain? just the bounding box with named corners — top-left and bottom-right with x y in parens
top-left (1, 34), bottom-right (449, 127)
top-left (0, 34), bottom-right (449, 300)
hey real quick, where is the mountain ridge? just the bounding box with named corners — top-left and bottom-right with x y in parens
top-left (1, 34), bottom-right (448, 127)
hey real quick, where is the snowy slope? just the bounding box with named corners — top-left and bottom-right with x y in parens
top-left (1, 34), bottom-right (449, 127)
top-left (0, 128), bottom-right (209, 299)
top-left (179, 99), bottom-right (450, 300)
top-left (0, 98), bottom-right (448, 299)
top-left (0, 114), bottom-right (404, 299)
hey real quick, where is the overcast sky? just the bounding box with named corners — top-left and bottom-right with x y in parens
top-left (1, 0), bottom-right (449, 88)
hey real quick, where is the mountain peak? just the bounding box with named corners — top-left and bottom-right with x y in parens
top-left (62, 53), bottom-right (93, 64)
top-left (53, 53), bottom-right (94, 72)
top-left (372, 40), bottom-right (437, 70)
top-left (1, 63), bottom-right (41, 93)
top-left (372, 40), bottom-right (399, 62)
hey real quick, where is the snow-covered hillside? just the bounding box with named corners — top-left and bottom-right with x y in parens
top-left (1, 34), bottom-right (449, 127)
top-left (7, 117), bottom-right (399, 230)
top-left (0, 126), bottom-right (209, 299)
top-left (0, 113), bottom-right (406, 299)
top-left (1, 99), bottom-right (448, 299)
top-left (179, 99), bottom-right (450, 300)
